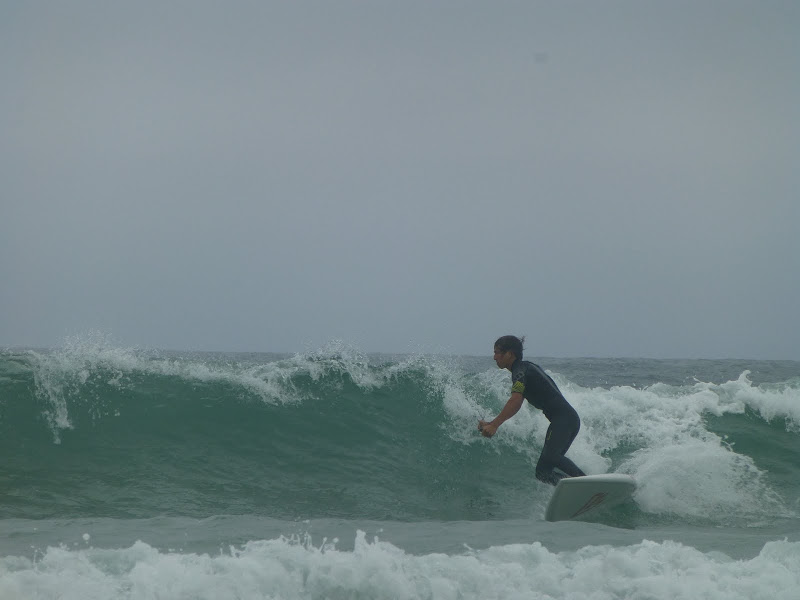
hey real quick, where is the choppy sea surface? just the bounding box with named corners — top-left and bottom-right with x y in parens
top-left (1, 336), bottom-right (798, 599)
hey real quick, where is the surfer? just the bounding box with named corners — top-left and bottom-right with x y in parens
top-left (479, 335), bottom-right (586, 486)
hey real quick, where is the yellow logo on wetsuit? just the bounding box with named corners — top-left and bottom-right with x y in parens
top-left (512, 381), bottom-right (525, 394)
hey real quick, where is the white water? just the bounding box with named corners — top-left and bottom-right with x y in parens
top-left (1, 531), bottom-right (798, 600)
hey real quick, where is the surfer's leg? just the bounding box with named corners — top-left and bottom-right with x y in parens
top-left (535, 424), bottom-right (566, 485)
top-left (535, 420), bottom-right (585, 485)
top-left (553, 422), bottom-right (585, 478)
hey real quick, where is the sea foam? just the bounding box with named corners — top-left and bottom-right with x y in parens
top-left (1, 533), bottom-right (797, 600)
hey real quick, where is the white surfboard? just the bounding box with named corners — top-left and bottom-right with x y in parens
top-left (544, 474), bottom-right (636, 522)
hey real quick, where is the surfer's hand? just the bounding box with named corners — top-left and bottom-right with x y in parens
top-left (478, 420), bottom-right (497, 438)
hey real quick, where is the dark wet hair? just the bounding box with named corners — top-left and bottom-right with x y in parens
top-left (494, 335), bottom-right (525, 360)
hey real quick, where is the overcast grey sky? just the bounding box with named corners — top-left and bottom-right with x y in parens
top-left (1, 1), bottom-right (798, 359)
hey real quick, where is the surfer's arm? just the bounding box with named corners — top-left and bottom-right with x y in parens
top-left (479, 392), bottom-right (524, 437)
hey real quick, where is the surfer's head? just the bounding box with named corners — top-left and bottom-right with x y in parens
top-left (494, 335), bottom-right (524, 363)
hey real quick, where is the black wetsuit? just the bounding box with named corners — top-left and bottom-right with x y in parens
top-left (510, 359), bottom-right (586, 485)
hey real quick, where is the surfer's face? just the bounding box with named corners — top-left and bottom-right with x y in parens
top-left (493, 347), bottom-right (515, 370)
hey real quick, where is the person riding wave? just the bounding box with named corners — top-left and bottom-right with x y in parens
top-left (479, 335), bottom-right (586, 485)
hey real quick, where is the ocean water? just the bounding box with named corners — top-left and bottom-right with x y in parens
top-left (1, 335), bottom-right (798, 599)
